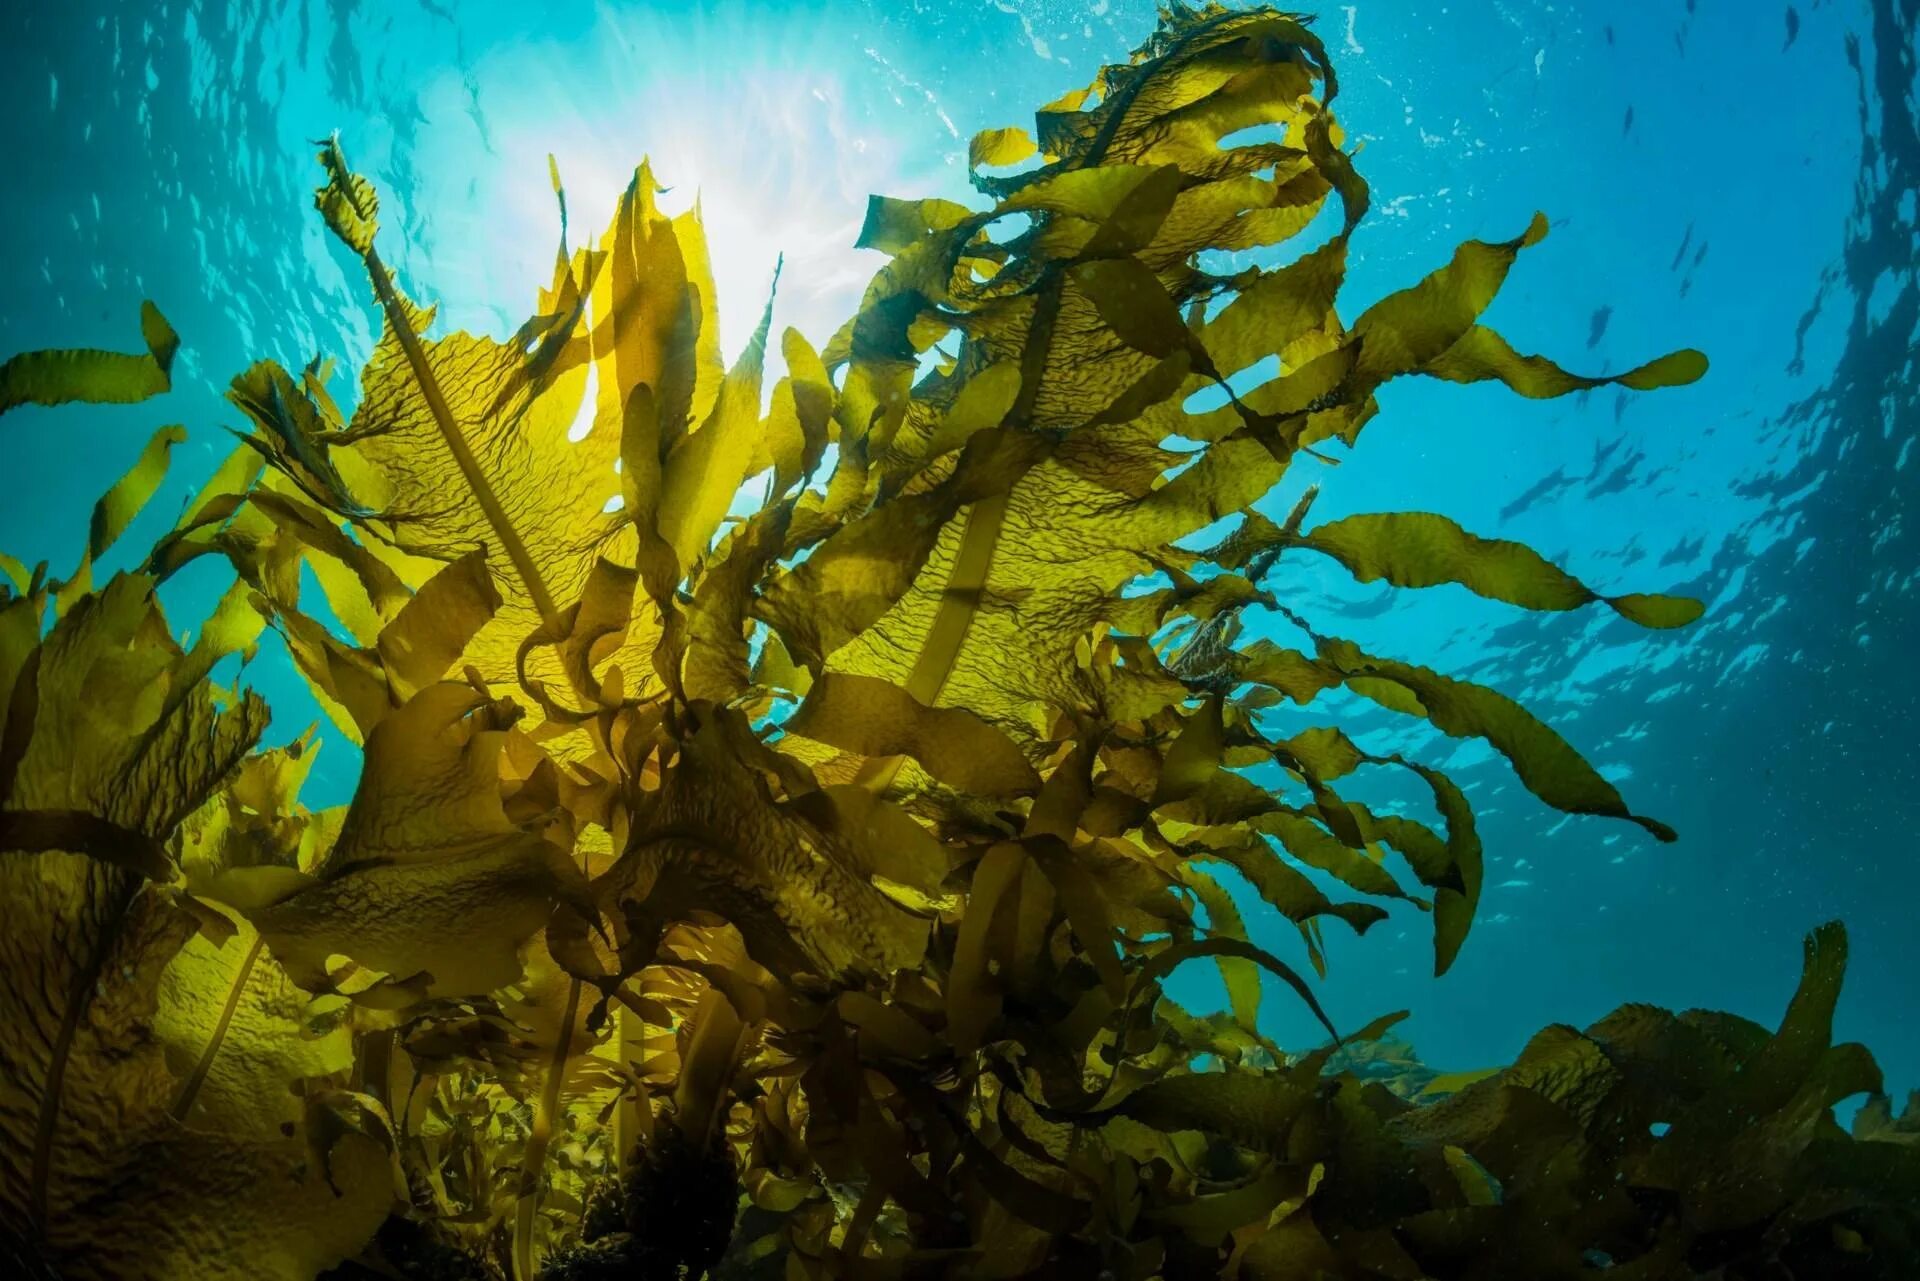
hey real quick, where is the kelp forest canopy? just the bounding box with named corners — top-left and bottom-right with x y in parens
top-left (1, 4), bottom-right (1915, 1280)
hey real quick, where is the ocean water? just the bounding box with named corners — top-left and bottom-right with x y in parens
top-left (2, 0), bottom-right (1914, 1114)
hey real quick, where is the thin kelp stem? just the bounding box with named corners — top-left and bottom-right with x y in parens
top-left (513, 978), bottom-right (583, 1281)
top-left (170, 933), bottom-right (266, 1121)
top-left (316, 136), bottom-right (565, 637)
top-left (361, 248), bottom-right (565, 634)
top-left (316, 138), bottom-right (597, 1281)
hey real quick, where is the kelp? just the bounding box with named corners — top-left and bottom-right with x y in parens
top-left (2, 4), bottom-right (1915, 1279)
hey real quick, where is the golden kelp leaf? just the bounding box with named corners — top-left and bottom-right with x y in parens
top-left (969, 125), bottom-right (1038, 170)
top-left (946, 842), bottom-right (1026, 1054)
top-left (314, 134), bottom-right (380, 255)
top-left (53, 424), bottom-right (188, 613)
top-left (250, 827), bottom-right (579, 993)
top-left (83, 426), bottom-right (189, 570)
top-left (754, 425), bottom-right (1052, 668)
top-left (267, 144), bottom-right (746, 746)
top-left (0, 577), bottom-right (386, 1278)
top-left (238, 487), bottom-right (411, 641)
top-left (3, 575), bottom-right (267, 852)
top-left (1248, 810), bottom-right (1412, 904)
top-left (225, 360), bottom-right (365, 518)
top-left (70, 1123), bottom-right (390, 1281)
top-left (1316, 636), bottom-right (1678, 841)
top-left (1184, 830), bottom-right (1389, 940)
top-left (1025, 832), bottom-right (1126, 1000)
top-left (1176, 863), bottom-right (1265, 1035)
top-left (374, 547), bottom-right (503, 699)
top-left (682, 509), bottom-right (790, 704)
top-left (1281, 725), bottom-right (1364, 781)
top-left (1396, 760), bottom-right (1482, 977)
top-left (593, 162), bottom-right (725, 456)
top-left (1347, 214), bottom-right (1553, 385)
top-left (246, 683), bottom-right (582, 997)
top-left (1199, 240), bottom-right (1348, 382)
top-left (1424, 324), bottom-right (1709, 396)
top-left (1127, 937), bottom-right (1339, 1047)
top-left (154, 903), bottom-right (352, 1131)
top-left (594, 704), bottom-right (928, 984)
top-left (782, 783), bottom-right (955, 913)
top-left (0, 552), bottom-right (30, 596)
top-left (2, 890), bottom-right (389, 1279)
top-left (1232, 639), bottom-right (1346, 705)
top-left (0, 301), bottom-right (179, 415)
top-left (160, 742), bottom-right (354, 1133)
top-left (314, 298), bottom-right (625, 697)
top-left (1293, 512), bottom-right (1704, 627)
top-left (655, 271), bottom-right (777, 571)
top-left (856, 195), bottom-right (978, 259)
top-left (1152, 694), bottom-right (1226, 803)
top-left (799, 10), bottom-right (1362, 778)
top-left (1071, 256), bottom-right (1199, 363)
top-left (836, 990), bottom-right (937, 1061)
top-left (244, 547), bottom-right (501, 743)
top-left (786, 672), bottom-right (1042, 796)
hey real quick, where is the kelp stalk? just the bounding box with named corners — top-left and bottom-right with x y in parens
top-left (314, 135), bottom-right (565, 635)
top-left (314, 134), bottom-right (588, 1281)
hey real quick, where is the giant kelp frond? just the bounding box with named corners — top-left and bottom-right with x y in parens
top-left (2, 4), bottom-right (1915, 1279)
top-left (0, 568), bottom-right (391, 1278)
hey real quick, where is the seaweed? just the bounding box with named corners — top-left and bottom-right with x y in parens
top-left (1, 4), bottom-right (1915, 1279)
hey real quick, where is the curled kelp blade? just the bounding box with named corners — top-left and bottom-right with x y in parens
top-left (236, 682), bottom-right (592, 1000)
top-left (0, 301), bottom-right (179, 416)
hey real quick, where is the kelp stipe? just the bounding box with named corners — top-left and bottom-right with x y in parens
top-left (2, 4), bottom-right (1916, 1279)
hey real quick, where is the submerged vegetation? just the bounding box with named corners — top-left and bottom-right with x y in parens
top-left (1, 4), bottom-right (1915, 1277)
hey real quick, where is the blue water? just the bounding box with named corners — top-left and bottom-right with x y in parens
top-left (4, 0), bottom-right (1914, 1099)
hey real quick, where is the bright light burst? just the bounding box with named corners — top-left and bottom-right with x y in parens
top-left (408, 3), bottom-right (968, 374)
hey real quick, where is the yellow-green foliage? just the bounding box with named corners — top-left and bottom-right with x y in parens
top-left (2, 5), bottom-right (1914, 1280)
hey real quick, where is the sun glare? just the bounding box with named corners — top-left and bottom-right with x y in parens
top-left (406, 4), bottom-right (968, 379)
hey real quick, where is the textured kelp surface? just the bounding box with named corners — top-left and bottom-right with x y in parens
top-left (1, 5), bottom-right (1914, 1279)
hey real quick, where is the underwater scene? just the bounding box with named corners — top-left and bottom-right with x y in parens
top-left (2, 0), bottom-right (1916, 1276)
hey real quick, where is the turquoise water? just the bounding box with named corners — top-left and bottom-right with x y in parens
top-left (3, 0), bottom-right (1914, 1104)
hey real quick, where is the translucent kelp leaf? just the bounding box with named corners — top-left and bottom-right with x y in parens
top-left (969, 125), bottom-right (1038, 171)
top-left (154, 901), bottom-right (353, 1131)
top-left (1316, 636), bottom-right (1678, 841)
top-left (1182, 828), bottom-right (1389, 940)
top-left (244, 682), bottom-right (586, 998)
top-left (0, 576), bottom-right (388, 1278)
top-left (682, 509), bottom-right (790, 704)
top-left (1291, 511), bottom-right (1705, 627)
top-left (1424, 324), bottom-right (1709, 397)
top-left (1174, 863), bottom-right (1264, 1035)
top-left (655, 271), bottom-right (777, 572)
top-left (0, 301), bottom-right (179, 414)
top-left (785, 671), bottom-right (1041, 796)
top-left (53, 424), bottom-right (188, 613)
top-left (234, 142), bottom-right (751, 748)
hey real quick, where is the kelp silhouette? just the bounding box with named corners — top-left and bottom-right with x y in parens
top-left (2, 5), bottom-right (1915, 1279)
